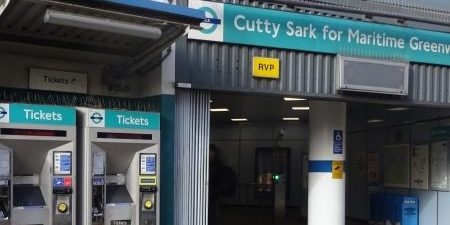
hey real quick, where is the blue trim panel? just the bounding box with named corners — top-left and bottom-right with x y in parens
top-left (309, 160), bottom-right (333, 173)
top-left (101, 0), bottom-right (205, 22)
top-left (160, 95), bottom-right (175, 225)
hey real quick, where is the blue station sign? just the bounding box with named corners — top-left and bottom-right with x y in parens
top-left (189, 0), bottom-right (450, 66)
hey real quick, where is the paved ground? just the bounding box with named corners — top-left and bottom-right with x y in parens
top-left (216, 206), bottom-right (369, 225)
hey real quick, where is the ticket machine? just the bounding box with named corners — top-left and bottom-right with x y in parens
top-left (77, 108), bottom-right (160, 225)
top-left (0, 103), bottom-right (76, 225)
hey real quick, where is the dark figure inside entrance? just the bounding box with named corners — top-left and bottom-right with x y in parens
top-left (209, 144), bottom-right (237, 225)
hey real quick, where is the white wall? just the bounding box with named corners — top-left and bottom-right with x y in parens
top-left (139, 46), bottom-right (176, 96)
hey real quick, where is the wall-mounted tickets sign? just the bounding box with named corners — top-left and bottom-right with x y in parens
top-left (189, 0), bottom-right (450, 66)
top-left (29, 68), bottom-right (88, 94)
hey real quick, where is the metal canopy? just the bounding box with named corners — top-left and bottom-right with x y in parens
top-left (0, 0), bottom-right (205, 74)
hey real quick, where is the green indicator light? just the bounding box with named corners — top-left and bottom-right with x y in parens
top-left (274, 175), bottom-right (280, 180)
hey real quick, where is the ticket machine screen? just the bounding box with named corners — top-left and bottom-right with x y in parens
top-left (54, 152), bottom-right (72, 175)
top-left (140, 154), bottom-right (156, 175)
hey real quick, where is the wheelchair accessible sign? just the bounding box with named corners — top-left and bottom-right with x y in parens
top-left (333, 130), bottom-right (343, 154)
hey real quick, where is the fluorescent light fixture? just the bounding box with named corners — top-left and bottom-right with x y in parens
top-left (386, 107), bottom-right (409, 111)
top-left (231, 118), bottom-right (248, 122)
top-left (283, 117), bottom-right (300, 121)
top-left (0, 0), bottom-right (10, 16)
top-left (292, 107), bottom-right (310, 111)
top-left (44, 9), bottom-right (162, 39)
top-left (368, 119), bottom-right (384, 123)
top-left (210, 108), bottom-right (229, 112)
top-left (283, 97), bottom-right (307, 101)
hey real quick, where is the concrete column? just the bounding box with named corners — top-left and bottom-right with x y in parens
top-left (308, 100), bottom-right (346, 225)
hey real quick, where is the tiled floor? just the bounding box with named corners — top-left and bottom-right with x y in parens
top-left (216, 206), bottom-right (369, 225)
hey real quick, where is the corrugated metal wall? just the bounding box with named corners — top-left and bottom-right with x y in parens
top-left (176, 0), bottom-right (450, 107)
top-left (410, 63), bottom-right (450, 104)
top-left (174, 89), bottom-right (210, 225)
top-left (180, 39), bottom-right (450, 106)
top-left (184, 40), bottom-right (338, 97)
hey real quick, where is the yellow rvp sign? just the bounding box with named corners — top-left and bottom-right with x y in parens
top-left (332, 160), bottom-right (344, 180)
top-left (252, 57), bottom-right (280, 79)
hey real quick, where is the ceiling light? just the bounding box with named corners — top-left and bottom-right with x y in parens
top-left (368, 119), bottom-right (384, 123)
top-left (0, 0), bottom-right (10, 16)
top-left (283, 97), bottom-right (307, 101)
top-left (292, 107), bottom-right (310, 110)
top-left (231, 118), bottom-right (248, 122)
top-left (283, 117), bottom-right (300, 121)
top-left (210, 108), bottom-right (229, 112)
top-left (386, 107), bottom-right (409, 111)
top-left (44, 9), bottom-right (162, 39)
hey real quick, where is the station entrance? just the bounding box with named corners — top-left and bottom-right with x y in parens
top-left (208, 92), bottom-right (443, 225)
top-left (209, 93), bottom-right (309, 225)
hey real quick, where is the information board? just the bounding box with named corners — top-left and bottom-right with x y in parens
top-left (54, 151), bottom-right (72, 175)
top-left (411, 144), bottom-right (429, 190)
top-left (430, 141), bottom-right (448, 191)
top-left (384, 144), bottom-right (410, 188)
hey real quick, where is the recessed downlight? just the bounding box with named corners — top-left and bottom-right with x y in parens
top-left (283, 97), bottom-right (307, 101)
top-left (231, 118), bottom-right (248, 122)
top-left (292, 106), bottom-right (310, 111)
top-left (368, 119), bottom-right (384, 123)
top-left (283, 117), bottom-right (300, 121)
top-left (210, 108), bottom-right (229, 112)
top-left (386, 107), bottom-right (409, 111)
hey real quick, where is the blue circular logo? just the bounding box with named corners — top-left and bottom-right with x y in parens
top-left (200, 6), bottom-right (219, 34)
top-left (0, 106), bottom-right (7, 119)
top-left (90, 112), bottom-right (103, 124)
